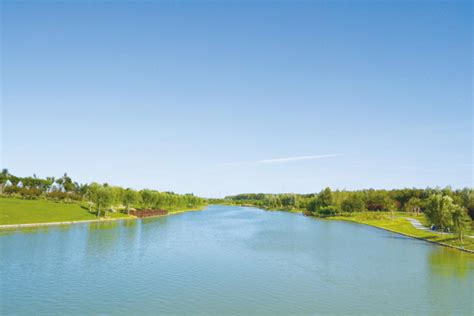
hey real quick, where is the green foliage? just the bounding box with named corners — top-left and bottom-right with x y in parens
top-left (306, 188), bottom-right (337, 217)
top-left (425, 194), bottom-right (454, 232)
top-left (0, 171), bottom-right (206, 214)
top-left (19, 188), bottom-right (42, 199)
top-left (365, 190), bottom-right (394, 211)
top-left (140, 189), bottom-right (155, 209)
top-left (451, 205), bottom-right (471, 244)
top-left (122, 189), bottom-right (139, 214)
top-left (224, 188), bottom-right (474, 226)
top-left (86, 183), bottom-right (114, 216)
top-left (404, 197), bottom-right (424, 214)
top-left (341, 193), bottom-right (366, 213)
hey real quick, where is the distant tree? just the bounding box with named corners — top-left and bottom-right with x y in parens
top-left (0, 168), bottom-right (9, 183)
top-left (140, 189), bottom-right (155, 209)
top-left (307, 188), bottom-right (337, 216)
top-left (318, 188), bottom-right (334, 208)
top-left (366, 190), bottom-right (393, 212)
top-left (341, 193), bottom-right (366, 213)
top-left (60, 173), bottom-right (75, 192)
top-left (404, 197), bottom-right (423, 215)
top-left (387, 200), bottom-right (398, 221)
top-left (122, 189), bottom-right (139, 215)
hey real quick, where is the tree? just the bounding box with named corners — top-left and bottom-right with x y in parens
top-left (0, 168), bottom-right (9, 183)
top-left (318, 188), bottom-right (334, 208)
top-left (87, 183), bottom-right (113, 217)
top-left (341, 193), bottom-right (366, 213)
top-left (307, 188), bottom-right (337, 216)
top-left (95, 187), bottom-right (113, 217)
top-left (459, 188), bottom-right (474, 220)
top-left (425, 194), bottom-right (454, 233)
top-left (61, 173), bottom-right (75, 192)
top-left (452, 206), bottom-right (471, 244)
top-left (404, 197), bottom-right (423, 215)
top-left (366, 190), bottom-right (393, 212)
top-left (122, 189), bottom-right (138, 215)
top-left (140, 189), bottom-right (156, 209)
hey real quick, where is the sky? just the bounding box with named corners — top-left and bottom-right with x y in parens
top-left (1, 0), bottom-right (472, 197)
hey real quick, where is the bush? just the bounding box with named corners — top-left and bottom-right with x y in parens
top-left (46, 191), bottom-right (68, 200)
top-left (20, 188), bottom-right (42, 199)
top-left (3, 186), bottom-right (20, 195)
top-left (318, 206), bottom-right (339, 217)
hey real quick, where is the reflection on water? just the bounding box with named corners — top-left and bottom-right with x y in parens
top-left (0, 206), bottom-right (473, 315)
top-left (429, 247), bottom-right (474, 278)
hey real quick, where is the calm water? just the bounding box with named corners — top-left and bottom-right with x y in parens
top-left (1, 205), bottom-right (473, 315)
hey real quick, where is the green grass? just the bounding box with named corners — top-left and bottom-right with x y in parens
top-left (329, 212), bottom-right (474, 253)
top-left (0, 197), bottom-right (132, 225)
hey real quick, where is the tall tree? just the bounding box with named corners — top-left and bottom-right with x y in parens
top-left (452, 206), bottom-right (471, 244)
top-left (425, 194), bottom-right (454, 233)
top-left (87, 183), bottom-right (113, 217)
top-left (122, 189), bottom-right (139, 215)
top-left (140, 189), bottom-right (155, 209)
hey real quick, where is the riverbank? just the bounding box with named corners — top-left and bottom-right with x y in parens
top-left (0, 216), bottom-right (136, 229)
top-left (0, 197), bottom-right (206, 229)
top-left (327, 212), bottom-right (474, 254)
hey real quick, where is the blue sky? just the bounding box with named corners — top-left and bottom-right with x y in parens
top-left (1, 1), bottom-right (472, 197)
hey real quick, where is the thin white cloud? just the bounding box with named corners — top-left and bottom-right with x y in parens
top-left (216, 154), bottom-right (342, 168)
top-left (257, 154), bottom-right (342, 164)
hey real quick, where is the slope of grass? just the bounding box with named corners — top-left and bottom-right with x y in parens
top-left (0, 197), bottom-right (131, 225)
top-left (329, 212), bottom-right (474, 253)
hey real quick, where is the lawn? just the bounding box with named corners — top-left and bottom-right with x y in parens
top-left (0, 197), bottom-right (131, 225)
top-left (329, 212), bottom-right (474, 253)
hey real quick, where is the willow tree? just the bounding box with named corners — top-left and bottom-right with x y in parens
top-left (452, 206), bottom-right (471, 244)
top-left (425, 194), bottom-right (454, 233)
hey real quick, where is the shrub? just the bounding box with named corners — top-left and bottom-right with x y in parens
top-left (3, 186), bottom-right (20, 195)
top-left (46, 191), bottom-right (68, 200)
top-left (20, 188), bottom-right (42, 199)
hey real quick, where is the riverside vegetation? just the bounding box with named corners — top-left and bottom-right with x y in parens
top-left (1, 168), bottom-right (473, 252)
top-left (219, 187), bottom-right (474, 252)
top-left (0, 169), bottom-right (206, 225)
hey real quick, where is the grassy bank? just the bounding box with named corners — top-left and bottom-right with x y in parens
top-left (0, 197), bottom-right (132, 225)
top-left (328, 212), bottom-right (474, 253)
top-left (0, 197), bottom-right (207, 227)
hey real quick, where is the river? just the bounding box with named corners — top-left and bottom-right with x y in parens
top-left (1, 205), bottom-right (473, 315)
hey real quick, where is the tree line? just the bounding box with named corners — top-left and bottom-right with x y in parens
top-left (224, 187), bottom-right (474, 242)
top-left (0, 169), bottom-right (206, 216)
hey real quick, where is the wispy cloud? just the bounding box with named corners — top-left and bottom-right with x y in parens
top-left (256, 154), bottom-right (343, 164)
top-left (217, 154), bottom-right (342, 167)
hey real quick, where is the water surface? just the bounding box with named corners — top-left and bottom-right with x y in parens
top-left (1, 205), bottom-right (473, 315)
